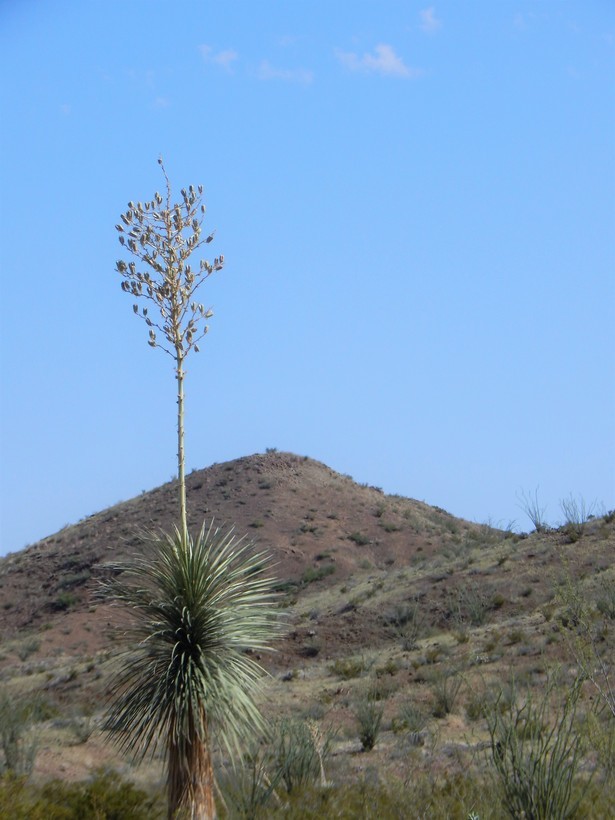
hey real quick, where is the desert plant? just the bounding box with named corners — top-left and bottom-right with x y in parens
top-left (354, 698), bottom-right (384, 751)
top-left (220, 742), bottom-right (282, 818)
top-left (269, 719), bottom-right (333, 794)
top-left (386, 599), bottom-right (424, 650)
top-left (449, 582), bottom-right (490, 627)
top-left (301, 564), bottom-right (335, 585)
top-left (430, 667), bottom-right (463, 718)
top-left (15, 637), bottom-right (40, 662)
top-left (557, 564), bottom-right (615, 719)
top-left (328, 656), bottom-right (366, 680)
top-left (0, 769), bottom-right (163, 819)
top-left (115, 159), bottom-right (223, 540)
top-left (559, 494), bottom-right (595, 541)
top-left (102, 523), bottom-right (279, 819)
top-left (111, 163), bottom-right (281, 820)
top-left (517, 487), bottom-right (548, 533)
top-left (396, 702), bottom-right (427, 733)
top-left (485, 674), bottom-right (591, 819)
top-left (0, 690), bottom-right (39, 776)
top-left (596, 579), bottom-right (615, 621)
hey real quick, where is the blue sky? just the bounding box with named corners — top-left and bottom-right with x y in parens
top-left (1, 1), bottom-right (614, 555)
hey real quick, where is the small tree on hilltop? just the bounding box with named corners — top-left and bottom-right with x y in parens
top-left (115, 157), bottom-right (223, 539)
top-left (107, 160), bottom-right (279, 820)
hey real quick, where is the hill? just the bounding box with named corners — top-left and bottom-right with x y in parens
top-left (0, 452), bottom-right (613, 815)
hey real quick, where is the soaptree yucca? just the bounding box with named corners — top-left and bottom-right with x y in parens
top-left (109, 162), bottom-right (278, 819)
top-left (103, 524), bottom-right (278, 819)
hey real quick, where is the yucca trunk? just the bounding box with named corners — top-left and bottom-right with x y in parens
top-left (167, 711), bottom-right (216, 820)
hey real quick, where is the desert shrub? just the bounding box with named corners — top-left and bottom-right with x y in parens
top-left (57, 570), bottom-right (91, 590)
top-left (0, 769), bottom-right (162, 818)
top-left (42, 769), bottom-right (162, 818)
top-left (429, 667), bottom-right (462, 718)
top-left (253, 774), bottom-right (499, 819)
top-left (560, 494), bottom-right (595, 541)
top-left (447, 582), bottom-right (490, 627)
top-left (517, 487), bottom-right (549, 533)
top-left (67, 709), bottom-right (96, 746)
top-left (582, 705), bottom-right (615, 784)
top-left (385, 599), bottom-right (424, 651)
top-left (269, 719), bottom-right (332, 795)
top-left (354, 699), bottom-right (384, 751)
top-left (16, 637), bottom-right (41, 662)
top-left (395, 702), bottom-right (427, 734)
top-left (328, 657), bottom-right (365, 680)
top-left (466, 689), bottom-right (487, 722)
top-left (485, 674), bottom-right (592, 820)
top-left (219, 743), bottom-right (281, 819)
top-left (375, 658), bottom-right (400, 678)
top-left (51, 592), bottom-right (77, 611)
top-left (301, 564), bottom-right (335, 585)
top-left (0, 690), bottom-right (39, 776)
top-left (365, 678), bottom-right (396, 702)
top-left (596, 579), bottom-right (615, 621)
top-left (348, 532), bottom-right (370, 546)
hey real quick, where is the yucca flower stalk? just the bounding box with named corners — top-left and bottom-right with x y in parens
top-left (103, 523), bottom-right (279, 820)
top-left (115, 159), bottom-right (223, 541)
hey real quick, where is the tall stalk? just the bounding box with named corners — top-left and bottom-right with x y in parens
top-left (115, 158), bottom-right (223, 541)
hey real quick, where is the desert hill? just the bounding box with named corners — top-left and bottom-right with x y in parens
top-left (0, 451), bottom-right (613, 815)
top-left (0, 451), bottom-right (483, 637)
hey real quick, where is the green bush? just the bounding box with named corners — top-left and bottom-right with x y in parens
top-left (328, 657), bottom-right (365, 680)
top-left (51, 592), bottom-right (77, 611)
top-left (0, 770), bottom-right (163, 819)
top-left (301, 564), bottom-right (335, 585)
top-left (355, 699), bottom-right (384, 751)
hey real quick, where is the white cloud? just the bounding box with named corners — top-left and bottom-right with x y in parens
top-left (257, 60), bottom-right (313, 84)
top-left (420, 7), bottom-right (442, 33)
top-left (336, 44), bottom-right (421, 78)
top-left (199, 45), bottom-right (238, 72)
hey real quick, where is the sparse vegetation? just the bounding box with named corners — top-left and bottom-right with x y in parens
top-left (2, 466), bottom-right (614, 815)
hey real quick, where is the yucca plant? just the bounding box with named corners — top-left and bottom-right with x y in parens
top-left (103, 523), bottom-right (279, 819)
top-left (109, 163), bottom-right (279, 819)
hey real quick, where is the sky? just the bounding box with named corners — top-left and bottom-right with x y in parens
top-left (1, 1), bottom-right (614, 556)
